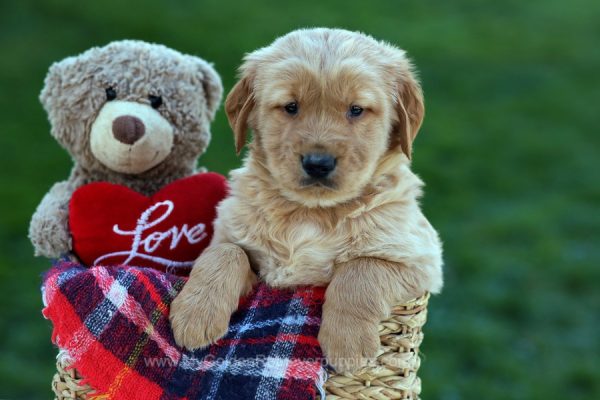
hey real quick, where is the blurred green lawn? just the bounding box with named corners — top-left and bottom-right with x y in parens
top-left (1, 0), bottom-right (598, 398)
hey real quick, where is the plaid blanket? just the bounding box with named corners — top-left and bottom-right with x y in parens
top-left (42, 261), bottom-right (327, 400)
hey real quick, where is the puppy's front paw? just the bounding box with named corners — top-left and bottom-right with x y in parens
top-left (169, 285), bottom-right (230, 350)
top-left (169, 243), bottom-right (254, 350)
top-left (318, 310), bottom-right (380, 373)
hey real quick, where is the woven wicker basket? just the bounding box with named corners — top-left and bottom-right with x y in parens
top-left (51, 293), bottom-right (429, 400)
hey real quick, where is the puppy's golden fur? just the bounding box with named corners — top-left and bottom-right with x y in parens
top-left (170, 28), bottom-right (443, 372)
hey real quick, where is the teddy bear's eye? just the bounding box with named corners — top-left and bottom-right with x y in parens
top-left (105, 87), bottom-right (117, 101)
top-left (149, 95), bottom-right (163, 109)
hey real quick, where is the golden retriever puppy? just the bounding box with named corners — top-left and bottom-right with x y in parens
top-left (170, 28), bottom-right (443, 372)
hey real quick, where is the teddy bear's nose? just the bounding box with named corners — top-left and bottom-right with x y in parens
top-left (112, 115), bottom-right (146, 145)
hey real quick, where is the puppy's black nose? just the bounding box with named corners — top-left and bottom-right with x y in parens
top-left (112, 115), bottom-right (145, 145)
top-left (301, 153), bottom-right (336, 179)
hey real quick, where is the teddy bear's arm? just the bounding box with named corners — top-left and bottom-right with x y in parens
top-left (29, 180), bottom-right (76, 258)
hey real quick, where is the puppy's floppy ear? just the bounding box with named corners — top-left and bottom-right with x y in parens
top-left (391, 64), bottom-right (425, 160)
top-left (225, 75), bottom-right (255, 155)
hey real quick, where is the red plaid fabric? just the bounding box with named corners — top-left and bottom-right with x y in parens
top-left (43, 261), bottom-right (327, 400)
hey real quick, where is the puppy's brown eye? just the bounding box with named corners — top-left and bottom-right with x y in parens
top-left (105, 87), bottom-right (117, 101)
top-left (149, 95), bottom-right (163, 109)
top-left (348, 105), bottom-right (364, 118)
top-left (284, 102), bottom-right (298, 115)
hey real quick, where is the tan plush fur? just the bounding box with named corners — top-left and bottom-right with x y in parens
top-left (29, 40), bottom-right (223, 258)
top-left (170, 28), bottom-right (443, 372)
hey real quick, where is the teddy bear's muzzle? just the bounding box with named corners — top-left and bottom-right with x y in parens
top-left (90, 100), bottom-right (174, 174)
top-left (112, 115), bottom-right (146, 145)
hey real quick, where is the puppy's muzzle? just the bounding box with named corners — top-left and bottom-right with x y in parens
top-left (301, 153), bottom-right (336, 179)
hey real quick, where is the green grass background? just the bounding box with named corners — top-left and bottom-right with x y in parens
top-left (1, 0), bottom-right (598, 398)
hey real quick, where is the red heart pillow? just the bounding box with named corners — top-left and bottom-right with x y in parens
top-left (69, 173), bottom-right (227, 275)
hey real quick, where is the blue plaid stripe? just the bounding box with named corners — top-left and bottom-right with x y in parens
top-left (204, 285), bottom-right (267, 400)
top-left (256, 296), bottom-right (309, 399)
top-left (84, 269), bottom-right (138, 337)
top-left (85, 298), bottom-right (120, 337)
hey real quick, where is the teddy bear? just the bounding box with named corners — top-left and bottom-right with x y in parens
top-left (29, 40), bottom-right (226, 271)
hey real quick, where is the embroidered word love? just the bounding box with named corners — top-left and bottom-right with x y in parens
top-left (94, 200), bottom-right (207, 267)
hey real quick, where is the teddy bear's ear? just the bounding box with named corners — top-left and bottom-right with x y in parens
top-left (188, 57), bottom-right (223, 122)
top-left (39, 56), bottom-right (89, 147)
top-left (39, 59), bottom-right (70, 118)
